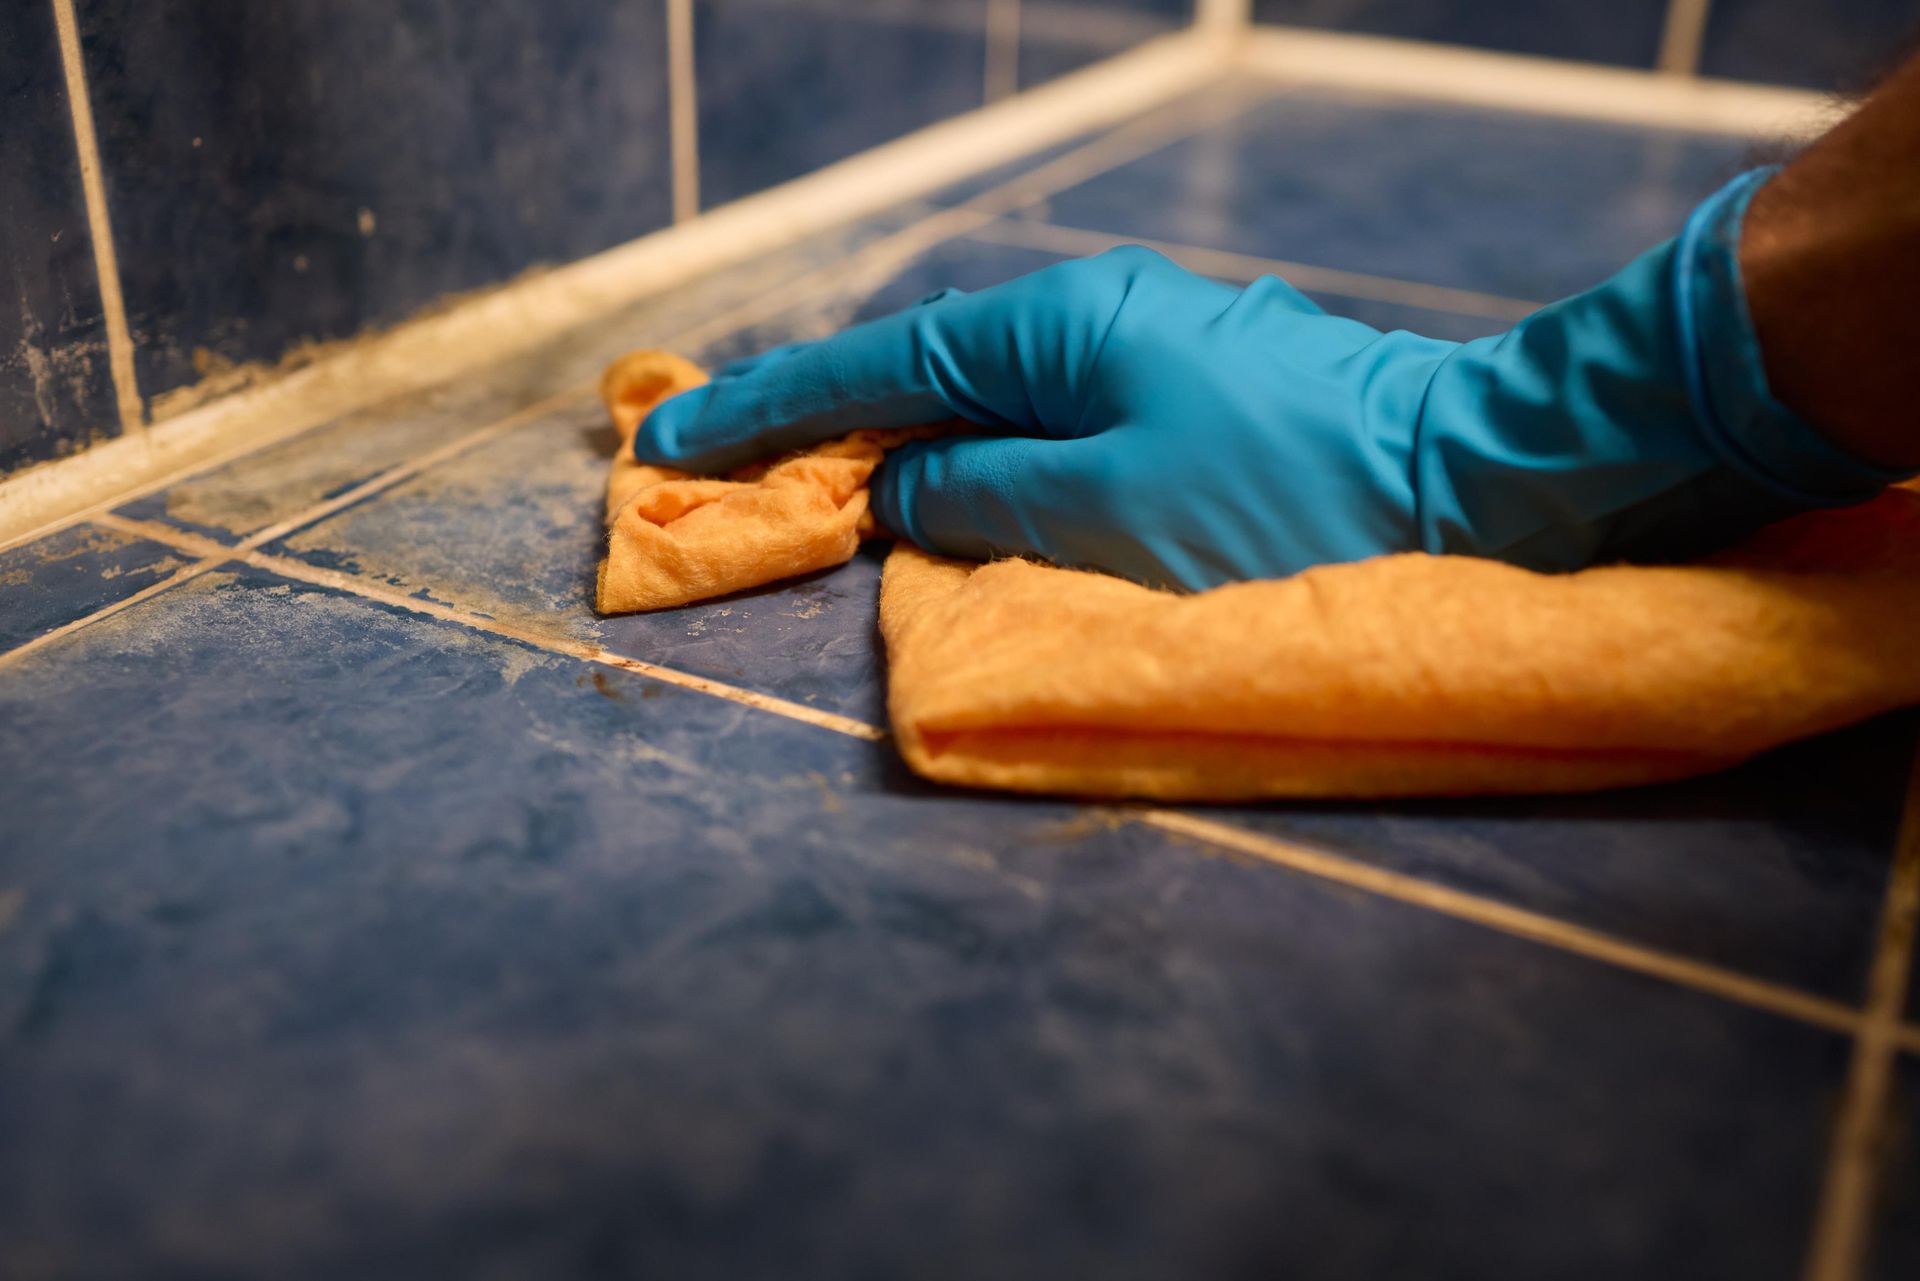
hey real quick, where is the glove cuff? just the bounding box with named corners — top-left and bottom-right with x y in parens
top-left (1674, 166), bottom-right (1915, 507)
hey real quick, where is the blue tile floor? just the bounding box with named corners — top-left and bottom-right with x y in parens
top-left (3, 82), bottom-right (1918, 1280)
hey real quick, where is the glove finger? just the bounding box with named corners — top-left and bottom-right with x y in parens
top-left (870, 434), bottom-right (1091, 566)
top-left (634, 253), bottom-right (1143, 472)
top-left (712, 341), bottom-right (807, 380)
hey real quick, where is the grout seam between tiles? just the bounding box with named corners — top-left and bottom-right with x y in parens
top-left (1800, 744), bottom-right (1920, 1281)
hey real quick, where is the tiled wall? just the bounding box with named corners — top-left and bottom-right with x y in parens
top-left (1253, 0), bottom-right (1920, 82)
top-left (0, 0), bottom-right (1190, 479)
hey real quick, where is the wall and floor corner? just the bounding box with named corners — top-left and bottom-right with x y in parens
top-left (0, 0), bottom-right (1907, 546)
top-left (0, 0), bottom-right (1207, 545)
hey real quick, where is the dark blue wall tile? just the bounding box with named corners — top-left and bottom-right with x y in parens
top-left (1253, 0), bottom-right (1670, 68)
top-left (1701, 0), bottom-right (1920, 90)
top-left (696, 0), bottom-right (989, 209)
top-left (1017, 0), bottom-right (1192, 89)
top-left (0, 562), bottom-right (1857, 1278)
top-left (76, 1), bottom-right (675, 411)
top-left (0, 0), bottom-right (121, 473)
top-left (0, 523), bottom-right (189, 653)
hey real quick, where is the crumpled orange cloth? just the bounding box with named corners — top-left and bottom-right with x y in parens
top-left (597, 351), bottom-right (924, 611)
top-left (596, 350), bottom-right (1920, 799)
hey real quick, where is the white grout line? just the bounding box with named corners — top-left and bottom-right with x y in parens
top-left (0, 27), bottom-right (1225, 551)
top-left (969, 217), bottom-right (1543, 319)
top-left (985, 0), bottom-right (1022, 102)
top-left (48, 0), bottom-right (142, 437)
top-left (1656, 0), bottom-right (1716, 78)
top-left (1800, 750), bottom-right (1920, 1281)
top-left (1241, 24), bottom-right (1845, 138)
top-left (666, 0), bottom-right (701, 222)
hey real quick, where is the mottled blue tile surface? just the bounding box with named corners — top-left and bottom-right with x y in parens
top-left (1017, 0), bottom-right (1192, 88)
top-left (1032, 90), bottom-right (1756, 300)
top-left (0, 563), bottom-right (1858, 1277)
top-left (0, 523), bottom-right (190, 653)
top-left (696, 0), bottom-right (989, 209)
top-left (1701, 0), bottom-right (1920, 90)
top-left (1254, 0), bottom-right (1670, 68)
top-left (1203, 713), bottom-right (1920, 1001)
top-left (0, 0), bottom-right (120, 473)
top-left (76, 0), bottom-right (674, 409)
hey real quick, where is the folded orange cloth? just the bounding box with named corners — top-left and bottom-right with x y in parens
top-left (597, 350), bottom-right (1920, 799)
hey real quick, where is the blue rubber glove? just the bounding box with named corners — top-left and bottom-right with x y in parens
top-left (636, 169), bottom-right (1910, 590)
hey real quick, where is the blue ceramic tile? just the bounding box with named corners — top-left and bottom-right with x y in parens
top-left (0, 523), bottom-right (190, 653)
top-left (0, 0), bottom-right (120, 473)
top-left (0, 564), bottom-right (1857, 1275)
top-left (1201, 712), bottom-right (1920, 1001)
top-left (1254, 0), bottom-right (1670, 68)
top-left (1701, 0), bottom-right (1920, 91)
top-left (75, 0), bottom-right (674, 409)
top-left (1017, 0), bottom-right (1192, 89)
top-left (696, 0), bottom-right (989, 209)
top-left (1033, 89), bottom-right (1756, 301)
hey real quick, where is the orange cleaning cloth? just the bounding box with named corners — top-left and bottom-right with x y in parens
top-left (596, 350), bottom-right (1920, 799)
top-left (597, 351), bottom-right (916, 612)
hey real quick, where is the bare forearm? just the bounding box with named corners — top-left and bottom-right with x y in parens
top-left (1739, 51), bottom-right (1920, 469)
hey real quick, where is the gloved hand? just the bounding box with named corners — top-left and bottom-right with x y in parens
top-left (635, 169), bottom-right (1908, 590)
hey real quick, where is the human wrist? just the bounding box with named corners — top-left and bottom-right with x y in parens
top-left (1675, 167), bottom-right (1914, 505)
